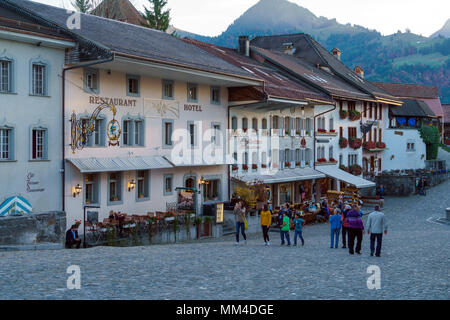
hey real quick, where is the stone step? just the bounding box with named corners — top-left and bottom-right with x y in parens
top-left (0, 243), bottom-right (64, 252)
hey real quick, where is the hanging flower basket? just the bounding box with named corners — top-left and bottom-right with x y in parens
top-left (363, 141), bottom-right (377, 150)
top-left (348, 110), bottom-right (361, 121)
top-left (340, 110), bottom-right (348, 119)
top-left (376, 141), bottom-right (386, 149)
top-left (339, 137), bottom-right (348, 148)
top-left (349, 137), bottom-right (362, 149)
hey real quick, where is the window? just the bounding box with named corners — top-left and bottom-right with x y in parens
top-left (261, 152), bottom-right (267, 166)
top-left (162, 119), bottom-right (173, 148)
top-left (379, 129), bottom-right (382, 143)
top-left (339, 126), bottom-right (343, 138)
top-left (127, 75), bottom-right (140, 97)
top-left (84, 68), bottom-right (99, 94)
top-left (84, 174), bottom-right (99, 205)
top-left (162, 79), bottom-right (174, 99)
top-left (374, 104), bottom-right (378, 120)
top-left (187, 83), bottom-right (198, 102)
top-left (252, 118), bottom-right (258, 131)
top-left (188, 122), bottom-right (196, 147)
top-left (231, 117), bottom-right (237, 130)
top-left (164, 174), bottom-right (173, 196)
top-left (348, 127), bottom-right (357, 139)
top-left (379, 103), bottom-right (383, 120)
top-left (306, 118), bottom-right (312, 132)
top-left (329, 118), bottom-right (334, 131)
top-left (242, 118), bottom-right (248, 130)
top-left (0, 128), bottom-right (12, 160)
top-left (81, 117), bottom-right (106, 147)
top-left (203, 179), bottom-right (220, 202)
top-left (31, 128), bottom-right (47, 160)
top-left (252, 152), bottom-right (258, 166)
top-left (348, 101), bottom-right (356, 111)
top-left (285, 149), bottom-right (290, 163)
top-left (363, 102), bottom-right (367, 117)
top-left (339, 154), bottom-right (343, 166)
top-left (0, 59), bottom-right (12, 93)
top-left (262, 118), bottom-right (267, 130)
top-left (134, 119), bottom-right (144, 146)
top-left (136, 170), bottom-right (150, 200)
top-left (407, 141), bottom-right (415, 152)
top-left (348, 154), bottom-right (358, 166)
top-left (108, 172), bottom-right (122, 204)
top-left (243, 151), bottom-right (249, 165)
top-left (284, 117), bottom-right (291, 131)
top-left (272, 116), bottom-right (279, 129)
top-left (211, 86), bottom-right (220, 104)
top-left (369, 103), bottom-right (373, 119)
top-left (212, 123), bottom-right (221, 146)
top-left (378, 158), bottom-right (382, 171)
top-left (329, 146), bottom-right (334, 160)
top-left (31, 63), bottom-right (47, 96)
top-left (123, 120), bottom-right (132, 146)
top-left (373, 128), bottom-right (377, 143)
top-left (295, 149), bottom-right (300, 162)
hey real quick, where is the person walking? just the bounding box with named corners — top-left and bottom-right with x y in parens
top-left (346, 204), bottom-right (364, 255)
top-left (366, 205), bottom-right (388, 257)
top-left (280, 211), bottom-right (291, 246)
top-left (234, 200), bottom-right (247, 245)
top-left (341, 204), bottom-right (351, 249)
top-left (260, 204), bottom-right (272, 246)
top-left (293, 213), bottom-right (305, 246)
top-left (329, 208), bottom-right (342, 249)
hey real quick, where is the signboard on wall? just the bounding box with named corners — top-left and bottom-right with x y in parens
top-left (144, 99), bottom-right (180, 119)
top-left (178, 191), bottom-right (195, 210)
top-left (216, 203), bottom-right (224, 223)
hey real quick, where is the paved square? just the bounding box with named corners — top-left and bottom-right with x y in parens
top-left (0, 180), bottom-right (449, 300)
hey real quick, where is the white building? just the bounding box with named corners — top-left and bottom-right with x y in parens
top-left (0, 2), bottom-right (76, 216)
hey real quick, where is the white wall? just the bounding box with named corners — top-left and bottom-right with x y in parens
top-left (382, 129), bottom-right (426, 171)
top-left (0, 38), bottom-right (65, 213)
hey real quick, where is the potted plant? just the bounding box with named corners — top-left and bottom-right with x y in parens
top-left (295, 130), bottom-right (300, 135)
top-left (317, 158), bottom-right (327, 163)
top-left (232, 165), bottom-right (238, 171)
top-left (340, 110), bottom-right (348, 119)
top-left (138, 193), bottom-right (145, 199)
top-left (349, 137), bottom-right (362, 149)
top-left (242, 164), bottom-right (249, 171)
top-left (348, 110), bottom-right (361, 121)
top-left (329, 157), bottom-right (337, 163)
top-left (252, 164), bottom-right (258, 170)
top-left (330, 129), bottom-right (336, 133)
top-left (194, 217), bottom-right (203, 239)
top-left (203, 216), bottom-right (213, 237)
top-left (261, 164), bottom-right (267, 169)
top-left (339, 137), bottom-right (348, 148)
top-left (285, 161), bottom-right (291, 167)
top-left (296, 161), bottom-right (301, 167)
top-left (363, 141), bottom-right (377, 150)
top-left (376, 141), bottom-right (386, 149)
top-left (350, 164), bottom-right (363, 176)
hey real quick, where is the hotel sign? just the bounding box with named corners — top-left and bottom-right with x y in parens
top-left (184, 104), bottom-right (203, 112)
top-left (89, 96), bottom-right (137, 107)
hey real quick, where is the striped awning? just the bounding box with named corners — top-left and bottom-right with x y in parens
top-left (67, 156), bottom-right (173, 173)
top-left (0, 196), bottom-right (32, 216)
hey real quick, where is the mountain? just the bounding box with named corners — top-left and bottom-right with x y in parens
top-left (180, 0), bottom-right (450, 104)
top-left (432, 19), bottom-right (450, 38)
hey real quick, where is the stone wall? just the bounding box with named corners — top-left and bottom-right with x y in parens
top-left (0, 212), bottom-right (66, 245)
top-left (375, 172), bottom-right (449, 196)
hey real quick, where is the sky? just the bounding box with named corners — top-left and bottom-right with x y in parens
top-left (35, 0), bottom-right (449, 37)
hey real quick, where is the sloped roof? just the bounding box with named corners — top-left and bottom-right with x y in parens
top-left (251, 33), bottom-right (400, 104)
top-left (391, 99), bottom-right (436, 117)
top-left (9, 0), bottom-right (259, 81)
top-left (371, 82), bottom-right (439, 99)
top-left (0, 3), bottom-right (72, 41)
top-left (91, 0), bottom-right (147, 26)
top-left (183, 38), bottom-right (333, 104)
top-left (250, 46), bottom-right (373, 101)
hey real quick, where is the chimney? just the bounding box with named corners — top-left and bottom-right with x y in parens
top-left (354, 66), bottom-right (364, 79)
top-left (238, 35), bottom-right (250, 57)
top-left (283, 42), bottom-right (294, 55)
top-left (331, 48), bottom-right (341, 60)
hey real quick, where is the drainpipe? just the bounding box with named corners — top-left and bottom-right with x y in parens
top-left (61, 56), bottom-right (114, 213)
top-left (227, 103), bottom-right (230, 201)
top-left (313, 103), bottom-right (337, 170)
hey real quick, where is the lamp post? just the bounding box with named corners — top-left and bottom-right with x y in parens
top-left (83, 205), bottom-right (100, 248)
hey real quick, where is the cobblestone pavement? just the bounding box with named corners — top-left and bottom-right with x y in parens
top-left (1, 180), bottom-right (449, 300)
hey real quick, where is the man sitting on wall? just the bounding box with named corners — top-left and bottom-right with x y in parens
top-left (65, 225), bottom-right (81, 249)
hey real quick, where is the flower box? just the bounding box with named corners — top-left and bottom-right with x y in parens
top-left (317, 128), bottom-right (327, 133)
top-left (363, 141), bottom-right (377, 150)
top-left (242, 164), bottom-right (249, 171)
top-left (317, 158), bottom-right (327, 163)
top-left (329, 158), bottom-right (337, 163)
top-left (232, 165), bottom-right (238, 171)
top-left (376, 142), bottom-right (386, 149)
top-left (350, 164), bottom-right (362, 176)
top-left (349, 137), bottom-right (362, 149)
top-left (348, 110), bottom-right (361, 121)
top-left (252, 164), bottom-right (258, 170)
top-left (261, 164), bottom-right (267, 168)
top-left (285, 162), bottom-right (291, 167)
top-left (295, 161), bottom-right (301, 167)
top-left (340, 110), bottom-right (348, 119)
top-left (340, 165), bottom-right (349, 172)
top-left (339, 137), bottom-right (348, 148)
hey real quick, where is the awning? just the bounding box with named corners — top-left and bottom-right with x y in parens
top-left (233, 167), bottom-right (325, 184)
top-left (316, 165), bottom-right (375, 189)
top-left (166, 154), bottom-right (234, 167)
top-left (67, 156), bottom-right (173, 173)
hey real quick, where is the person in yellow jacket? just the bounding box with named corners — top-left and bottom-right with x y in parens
top-left (260, 204), bottom-right (272, 246)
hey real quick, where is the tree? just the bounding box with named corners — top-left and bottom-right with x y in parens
top-left (141, 0), bottom-right (170, 32)
top-left (71, 0), bottom-right (93, 13)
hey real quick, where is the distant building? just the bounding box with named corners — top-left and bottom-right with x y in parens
top-left (443, 104), bottom-right (450, 145)
top-left (91, 0), bottom-right (147, 26)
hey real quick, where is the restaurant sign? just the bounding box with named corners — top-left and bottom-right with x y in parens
top-left (89, 96), bottom-right (137, 107)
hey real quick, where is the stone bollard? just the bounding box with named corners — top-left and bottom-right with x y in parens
top-left (446, 208), bottom-right (450, 221)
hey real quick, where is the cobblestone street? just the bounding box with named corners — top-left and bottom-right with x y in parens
top-left (1, 180), bottom-right (449, 300)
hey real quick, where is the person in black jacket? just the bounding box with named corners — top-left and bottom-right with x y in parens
top-left (65, 225), bottom-right (81, 249)
top-left (341, 205), bottom-right (352, 249)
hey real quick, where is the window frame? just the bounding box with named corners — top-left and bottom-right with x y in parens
top-left (84, 173), bottom-right (100, 206)
top-left (30, 126), bottom-right (48, 161)
top-left (0, 54), bottom-right (14, 94)
top-left (162, 119), bottom-right (174, 149)
top-left (126, 74), bottom-right (140, 97)
top-left (210, 86), bottom-right (221, 105)
top-left (107, 172), bottom-right (123, 206)
top-left (30, 58), bottom-right (49, 97)
top-left (0, 125), bottom-right (14, 161)
top-left (83, 68), bottom-right (99, 94)
top-left (187, 83), bottom-right (198, 103)
top-left (136, 170), bottom-right (151, 201)
top-left (163, 173), bottom-right (174, 196)
top-left (162, 79), bottom-right (174, 100)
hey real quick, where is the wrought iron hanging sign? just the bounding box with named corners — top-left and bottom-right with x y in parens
top-left (70, 101), bottom-right (121, 153)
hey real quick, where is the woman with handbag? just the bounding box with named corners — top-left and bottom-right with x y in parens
top-left (234, 200), bottom-right (247, 245)
top-left (260, 204), bottom-right (272, 246)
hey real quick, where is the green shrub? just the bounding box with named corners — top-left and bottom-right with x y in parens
top-left (419, 126), bottom-right (440, 160)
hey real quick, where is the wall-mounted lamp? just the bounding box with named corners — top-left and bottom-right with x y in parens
top-left (198, 177), bottom-right (210, 185)
top-left (128, 179), bottom-right (136, 192)
top-left (421, 154), bottom-right (425, 159)
top-left (390, 155), bottom-right (395, 160)
top-left (73, 184), bottom-right (82, 197)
